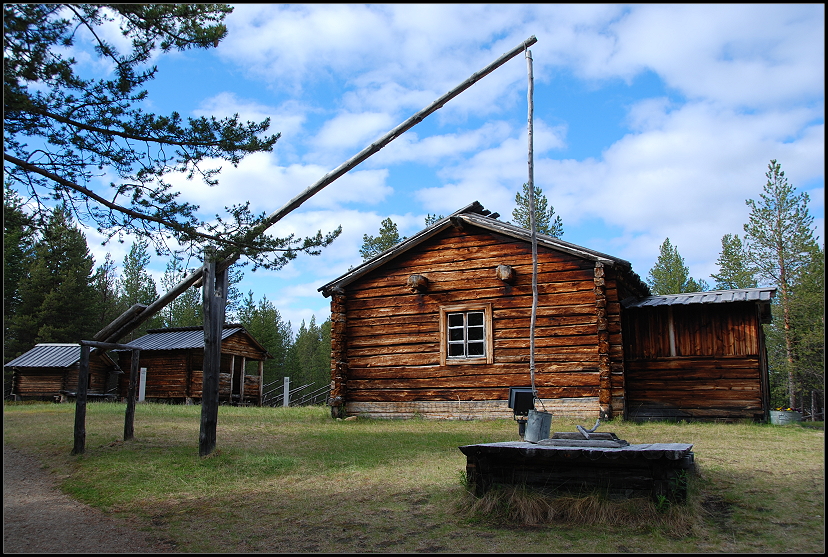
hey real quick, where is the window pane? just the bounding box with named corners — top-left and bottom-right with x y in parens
top-left (449, 328), bottom-right (464, 341)
top-left (448, 313), bottom-right (464, 327)
top-left (467, 326), bottom-right (484, 341)
top-left (448, 343), bottom-right (465, 357)
top-left (467, 342), bottom-right (484, 356)
top-left (467, 312), bottom-right (484, 326)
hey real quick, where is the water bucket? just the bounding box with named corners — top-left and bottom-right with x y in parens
top-left (524, 409), bottom-right (552, 442)
top-left (769, 410), bottom-right (802, 425)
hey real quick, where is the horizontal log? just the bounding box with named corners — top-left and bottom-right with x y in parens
top-left (347, 385), bottom-right (599, 402)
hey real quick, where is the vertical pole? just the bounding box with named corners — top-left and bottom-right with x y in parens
top-left (200, 249), bottom-right (228, 457)
top-left (283, 376), bottom-right (290, 407)
top-left (526, 47), bottom-right (539, 400)
top-left (72, 344), bottom-right (91, 455)
top-left (124, 350), bottom-right (141, 441)
top-left (258, 361), bottom-right (264, 406)
top-left (138, 367), bottom-right (147, 402)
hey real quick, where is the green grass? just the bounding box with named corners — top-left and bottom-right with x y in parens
top-left (3, 402), bottom-right (824, 553)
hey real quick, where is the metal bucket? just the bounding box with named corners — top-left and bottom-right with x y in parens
top-left (524, 409), bottom-right (552, 442)
top-left (770, 410), bottom-right (802, 425)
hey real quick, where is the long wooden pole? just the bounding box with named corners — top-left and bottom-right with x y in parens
top-left (92, 35), bottom-right (538, 345)
top-left (526, 47), bottom-right (539, 400)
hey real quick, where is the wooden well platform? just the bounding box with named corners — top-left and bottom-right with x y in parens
top-left (459, 439), bottom-right (695, 501)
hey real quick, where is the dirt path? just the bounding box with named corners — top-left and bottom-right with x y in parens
top-left (3, 445), bottom-right (176, 554)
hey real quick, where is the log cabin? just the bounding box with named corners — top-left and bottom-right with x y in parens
top-left (4, 343), bottom-right (118, 401)
top-left (113, 325), bottom-right (272, 405)
top-left (318, 201), bottom-right (776, 422)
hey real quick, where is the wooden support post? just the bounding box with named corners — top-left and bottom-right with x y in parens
top-left (229, 354), bottom-right (236, 403)
top-left (71, 344), bottom-right (91, 455)
top-left (124, 350), bottom-right (141, 441)
top-left (200, 251), bottom-right (228, 457)
top-left (240, 356), bottom-right (247, 404)
top-left (258, 361), bottom-right (264, 406)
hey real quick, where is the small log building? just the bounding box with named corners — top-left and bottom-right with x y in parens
top-left (5, 343), bottom-right (118, 401)
top-left (114, 325), bottom-right (271, 405)
top-left (319, 202), bottom-right (776, 422)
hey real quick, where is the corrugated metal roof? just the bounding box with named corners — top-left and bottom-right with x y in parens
top-left (5, 344), bottom-right (83, 368)
top-left (120, 326), bottom-right (245, 351)
top-left (622, 287), bottom-right (776, 308)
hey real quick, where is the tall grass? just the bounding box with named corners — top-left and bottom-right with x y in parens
top-left (3, 401), bottom-right (824, 553)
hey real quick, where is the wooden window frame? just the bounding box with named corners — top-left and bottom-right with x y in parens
top-left (439, 303), bottom-right (493, 365)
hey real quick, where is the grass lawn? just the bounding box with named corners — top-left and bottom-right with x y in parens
top-left (3, 402), bottom-right (824, 553)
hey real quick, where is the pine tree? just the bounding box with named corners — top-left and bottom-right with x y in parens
top-left (711, 234), bottom-right (757, 290)
top-left (360, 218), bottom-right (405, 261)
top-left (744, 159), bottom-right (817, 408)
top-left (511, 183), bottom-right (564, 237)
top-left (647, 238), bottom-right (709, 295)
top-left (8, 205), bottom-right (98, 352)
top-left (3, 4), bottom-right (339, 271)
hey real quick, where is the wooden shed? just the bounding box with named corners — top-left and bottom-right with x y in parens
top-left (318, 202), bottom-right (776, 422)
top-left (4, 343), bottom-right (118, 401)
top-left (622, 289), bottom-right (775, 421)
top-left (114, 325), bottom-right (271, 405)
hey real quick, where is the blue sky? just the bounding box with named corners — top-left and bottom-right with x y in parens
top-left (67, 4), bottom-right (824, 333)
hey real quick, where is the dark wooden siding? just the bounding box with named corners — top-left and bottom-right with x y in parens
top-left (623, 302), bottom-right (766, 420)
top-left (12, 357), bottom-right (113, 398)
top-left (341, 226), bottom-right (613, 408)
top-left (116, 337), bottom-right (264, 403)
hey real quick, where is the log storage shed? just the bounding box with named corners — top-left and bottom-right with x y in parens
top-left (319, 202), bottom-right (776, 422)
top-left (114, 325), bottom-right (271, 405)
top-left (5, 343), bottom-right (118, 401)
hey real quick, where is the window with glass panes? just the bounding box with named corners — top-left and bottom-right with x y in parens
top-left (446, 311), bottom-right (486, 358)
top-left (440, 303), bottom-right (493, 365)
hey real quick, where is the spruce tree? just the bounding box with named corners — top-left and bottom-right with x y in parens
top-left (711, 233), bottom-right (757, 290)
top-left (647, 238), bottom-right (709, 295)
top-left (237, 291), bottom-right (293, 389)
top-left (91, 253), bottom-right (122, 334)
top-left (3, 184), bottom-right (35, 360)
top-left (118, 239), bottom-right (160, 338)
top-left (9, 205), bottom-right (98, 351)
top-left (159, 258), bottom-right (202, 328)
top-left (512, 183), bottom-right (564, 237)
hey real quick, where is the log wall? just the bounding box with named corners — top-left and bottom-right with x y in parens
top-left (336, 226), bottom-right (631, 419)
top-left (623, 303), bottom-right (767, 420)
top-left (115, 336), bottom-right (266, 404)
top-left (12, 357), bottom-right (113, 399)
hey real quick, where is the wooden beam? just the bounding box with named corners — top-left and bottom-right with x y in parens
top-left (90, 36), bottom-right (539, 345)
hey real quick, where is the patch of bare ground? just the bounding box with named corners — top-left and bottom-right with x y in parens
top-left (3, 445), bottom-right (176, 554)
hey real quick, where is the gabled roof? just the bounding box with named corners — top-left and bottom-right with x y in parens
top-left (117, 325), bottom-right (272, 357)
top-left (319, 201), bottom-right (648, 296)
top-left (4, 344), bottom-right (115, 369)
